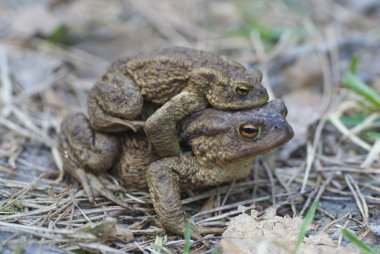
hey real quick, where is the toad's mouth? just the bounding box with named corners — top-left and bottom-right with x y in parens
top-left (224, 127), bottom-right (294, 163)
top-left (214, 95), bottom-right (269, 110)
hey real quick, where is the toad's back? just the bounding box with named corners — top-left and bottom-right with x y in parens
top-left (105, 47), bottom-right (246, 104)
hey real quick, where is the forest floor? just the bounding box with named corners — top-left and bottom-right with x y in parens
top-left (0, 0), bottom-right (380, 253)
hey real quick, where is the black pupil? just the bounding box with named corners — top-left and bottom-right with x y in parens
top-left (237, 86), bottom-right (249, 94)
top-left (241, 125), bottom-right (257, 135)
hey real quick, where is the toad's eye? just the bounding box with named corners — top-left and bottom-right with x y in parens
top-left (239, 124), bottom-right (261, 139)
top-left (232, 83), bottom-right (251, 96)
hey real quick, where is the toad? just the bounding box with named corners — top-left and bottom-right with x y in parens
top-left (59, 99), bottom-right (293, 238)
top-left (87, 47), bottom-right (268, 158)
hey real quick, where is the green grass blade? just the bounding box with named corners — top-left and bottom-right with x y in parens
top-left (342, 72), bottom-right (380, 109)
top-left (211, 248), bottom-right (221, 254)
top-left (47, 25), bottom-right (67, 45)
top-left (292, 201), bottom-right (319, 254)
top-left (364, 131), bottom-right (380, 141)
top-left (349, 55), bottom-right (359, 73)
top-left (183, 222), bottom-right (191, 254)
top-left (339, 112), bottom-right (367, 127)
top-left (340, 228), bottom-right (374, 254)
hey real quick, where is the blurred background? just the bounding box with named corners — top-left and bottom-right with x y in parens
top-left (2, 0), bottom-right (379, 90)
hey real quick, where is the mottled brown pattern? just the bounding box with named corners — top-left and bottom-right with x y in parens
top-left (114, 134), bottom-right (157, 188)
top-left (59, 99), bottom-right (293, 238)
top-left (87, 47), bottom-right (268, 158)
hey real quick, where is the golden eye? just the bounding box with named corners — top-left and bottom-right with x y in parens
top-left (233, 83), bottom-right (251, 96)
top-left (239, 124), bottom-right (260, 139)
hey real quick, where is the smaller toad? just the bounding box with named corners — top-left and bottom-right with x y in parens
top-left (87, 47), bottom-right (268, 158)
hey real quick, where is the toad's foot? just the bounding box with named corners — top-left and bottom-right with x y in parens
top-left (88, 95), bottom-right (145, 132)
top-left (61, 137), bottom-right (131, 209)
top-left (74, 167), bottom-right (132, 209)
top-left (176, 221), bottom-right (225, 241)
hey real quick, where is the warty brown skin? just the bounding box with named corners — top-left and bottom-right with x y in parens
top-left (59, 99), bottom-right (294, 238)
top-left (87, 47), bottom-right (268, 158)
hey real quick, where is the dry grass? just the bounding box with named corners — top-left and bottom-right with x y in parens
top-left (0, 0), bottom-right (379, 253)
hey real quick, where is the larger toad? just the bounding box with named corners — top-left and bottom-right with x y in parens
top-left (59, 99), bottom-right (293, 238)
top-left (88, 47), bottom-right (268, 157)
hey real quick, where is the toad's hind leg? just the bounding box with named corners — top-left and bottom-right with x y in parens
top-left (59, 113), bottom-right (131, 208)
top-left (88, 70), bottom-right (144, 133)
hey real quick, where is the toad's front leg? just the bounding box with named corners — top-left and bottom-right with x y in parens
top-left (146, 155), bottom-right (224, 239)
top-left (145, 91), bottom-right (207, 158)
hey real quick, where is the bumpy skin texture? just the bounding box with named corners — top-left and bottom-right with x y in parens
top-left (59, 99), bottom-right (294, 238)
top-left (88, 47), bottom-right (268, 157)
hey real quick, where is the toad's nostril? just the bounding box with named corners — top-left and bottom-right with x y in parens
top-left (258, 88), bottom-right (267, 96)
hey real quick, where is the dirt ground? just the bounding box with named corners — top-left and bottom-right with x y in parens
top-left (0, 0), bottom-right (380, 253)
